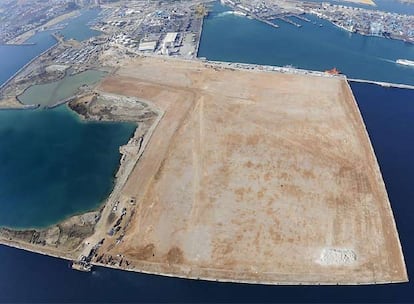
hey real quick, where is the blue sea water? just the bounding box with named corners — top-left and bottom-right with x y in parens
top-left (0, 9), bottom-right (102, 86)
top-left (198, 2), bottom-right (414, 85)
top-left (0, 106), bottom-right (136, 228)
top-left (1, 2), bottom-right (414, 302)
top-left (58, 9), bottom-right (102, 41)
top-left (0, 32), bottom-right (56, 85)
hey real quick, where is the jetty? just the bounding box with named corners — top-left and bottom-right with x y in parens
top-left (256, 17), bottom-right (279, 28)
top-left (4, 42), bottom-right (36, 46)
top-left (276, 16), bottom-right (302, 27)
top-left (349, 78), bottom-right (414, 90)
top-left (291, 14), bottom-right (310, 22)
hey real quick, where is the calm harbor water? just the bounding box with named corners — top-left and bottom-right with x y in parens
top-left (58, 9), bottom-right (102, 41)
top-left (1, 2), bottom-right (414, 302)
top-left (198, 2), bottom-right (414, 85)
top-left (0, 31), bottom-right (56, 85)
top-left (0, 9), bottom-right (102, 86)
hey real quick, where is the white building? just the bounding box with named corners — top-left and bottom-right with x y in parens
top-left (163, 32), bottom-right (178, 48)
top-left (139, 41), bottom-right (157, 52)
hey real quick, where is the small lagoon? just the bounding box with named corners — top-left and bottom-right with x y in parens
top-left (18, 70), bottom-right (107, 107)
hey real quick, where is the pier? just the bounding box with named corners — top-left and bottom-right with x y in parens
top-left (349, 78), bottom-right (414, 90)
top-left (3, 42), bottom-right (36, 46)
top-left (257, 17), bottom-right (279, 29)
top-left (291, 14), bottom-right (310, 22)
top-left (276, 16), bottom-right (302, 27)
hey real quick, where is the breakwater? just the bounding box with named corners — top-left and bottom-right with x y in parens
top-left (46, 92), bottom-right (90, 109)
top-left (349, 78), bottom-right (414, 90)
top-left (0, 104), bottom-right (39, 111)
top-left (3, 43), bottom-right (37, 46)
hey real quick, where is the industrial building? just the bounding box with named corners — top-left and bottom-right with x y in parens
top-left (139, 41), bottom-right (157, 52)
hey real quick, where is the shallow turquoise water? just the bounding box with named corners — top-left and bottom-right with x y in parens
top-left (18, 70), bottom-right (107, 107)
top-left (0, 106), bottom-right (136, 228)
top-left (199, 2), bottom-right (414, 85)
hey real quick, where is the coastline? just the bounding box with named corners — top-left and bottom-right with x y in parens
top-left (306, 13), bottom-right (413, 44)
top-left (327, 18), bottom-right (414, 44)
top-left (0, 39), bottom-right (58, 95)
top-left (0, 55), bottom-right (408, 284)
top-left (6, 10), bottom-right (80, 45)
top-left (49, 56), bottom-right (407, 284)
top-left (0, 92), bottom-right (161, 262)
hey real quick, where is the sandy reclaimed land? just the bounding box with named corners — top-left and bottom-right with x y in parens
top-left (0, 97), bottom-right (29, 109)
top-left (87, 56), bottom-right (407, 285)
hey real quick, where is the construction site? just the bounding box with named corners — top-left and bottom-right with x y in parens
top-left (66, 56), bottom-right (406, 285)
top-left (0, 55), bottom-right (408, 284)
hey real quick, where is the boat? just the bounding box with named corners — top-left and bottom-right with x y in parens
top-left (396, 59), bottom-right (414, 67)
top-left (324, 67), bottom-right (341, 75)
top-left (233, 11), bottom-right (247, 17)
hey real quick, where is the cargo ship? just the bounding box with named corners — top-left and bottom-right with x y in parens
top-left (396, 59), bottom-right (414, 67)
